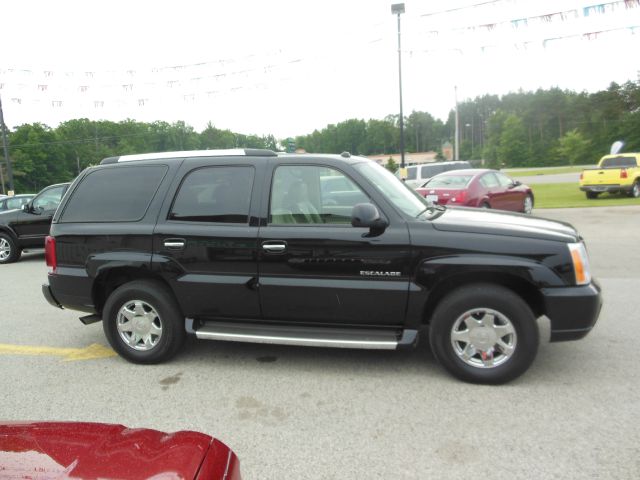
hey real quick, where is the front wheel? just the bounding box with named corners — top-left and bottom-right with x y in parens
top-left (102, 280), bottom-right (185, 364)
top-left (523, 195), bottom-right (533, 214)
top-left (0, 233), bottom-right (21, 264)
top-left (429, 283), bottom-right (539, 384)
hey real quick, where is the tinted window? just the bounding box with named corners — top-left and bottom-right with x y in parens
top-left (270, 165), bottom-right (368, 225)
top-left (601, 156), bottom-right (637, 168)
top-left (61, 166), bottom-right (166, 223)
top-left (421, 164), bottom-right (447, 177)
top-left (406, 166), bottom-right (417, 180)
top-left (170, 166), bottom-right (254, 224)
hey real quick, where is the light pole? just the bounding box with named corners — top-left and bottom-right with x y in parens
top-left (0, 94), bottom-right (14, 193)
top-left (454, 85), bottom-right (459, 161)
top-left (391, 3), bottom-right (406, 171)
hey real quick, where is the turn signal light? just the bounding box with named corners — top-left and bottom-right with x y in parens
top-left (45, 236), bottom-right (57, 273)
top-left (568, 242), bottom-right (591, 286)
top-left (579, 172), bottom-right (583, 180)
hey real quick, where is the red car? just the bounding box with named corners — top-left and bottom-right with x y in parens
top-left (0, 421), bottom-right (241, 479)
top-left (415, 169), bottom-right (534, 214)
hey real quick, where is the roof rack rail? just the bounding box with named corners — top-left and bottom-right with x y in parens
top-left (100, 148), bottom-right (277, 164)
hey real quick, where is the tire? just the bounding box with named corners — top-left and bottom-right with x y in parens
top-left (481, 202), bottom-right (490, 209)
top-left (627, 181), bottom-right (640, 198)
top-left (102, 280), bottom-right (185, 364)
top-left (429, 283), bottom-right (539, 384)
top-left (0, 233), bottom-right (21, 264)
top-left (585, 191), bottom-right (599, 199)
top-left (522, 195), bottom-right (533, 214)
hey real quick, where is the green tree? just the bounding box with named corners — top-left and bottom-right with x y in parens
top-left (385, 157), bottom-right (398, 173)
top-left (497, 114), bottom-right (529, 167)
top-left (555, 129), bottom-right (592, 165)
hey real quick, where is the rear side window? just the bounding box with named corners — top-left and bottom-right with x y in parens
top-left (60, 165), bottom-right (167, 223)
top-left (406, 167), bottom-right (417, 180)
top-left (170, 166), bottom-right (254, 224)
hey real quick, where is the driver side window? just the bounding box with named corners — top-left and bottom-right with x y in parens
top-left (269, 166), bottom-right (369, 225)
top-left (33, 186), bottom-right (65, 211)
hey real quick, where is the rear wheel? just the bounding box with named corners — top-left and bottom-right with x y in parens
top-left (627, 181), bottom-right (640, 198)
top-left (0, 233), bottom-right (21, 264)
top-left (585, 191), bottom-right (599, 199)
top-left (429, 283), bottom-right (539, 384)
top-left (103, 280), bottom-right (185, 364)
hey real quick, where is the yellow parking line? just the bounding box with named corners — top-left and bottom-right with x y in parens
top-left (0, 343), bottom-right (116, 361)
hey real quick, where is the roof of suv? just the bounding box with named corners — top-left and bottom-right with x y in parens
top-left (100, 149), bottom-right (363, 165)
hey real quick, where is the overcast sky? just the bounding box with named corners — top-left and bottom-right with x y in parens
top-left (2, 0), bottom-right (639, 138)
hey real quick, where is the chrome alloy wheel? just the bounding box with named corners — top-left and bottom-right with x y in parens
top-left (523, 196), bottom-right (533, 214)
top-left (450, 308), bottom-right (517, 369)
top-left (632, 182), bottom-right (640, 198)
top-left (116, 300), bottom-right (163, 351)
top-left (0, 237), bottom-right (10, 261)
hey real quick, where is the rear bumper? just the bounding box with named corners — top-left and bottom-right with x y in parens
top-left (542, 280), bottom-right (603, 342)
top-left (580, 184), bottom-right (630, 193)
top-left (42, 283), bottom-right (63, 309)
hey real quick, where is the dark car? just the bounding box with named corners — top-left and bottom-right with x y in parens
top-left (0, 183), bottom-right (70, 264)
top-left (0, 421), bottom-right (241, 479)
top-left (0, 193), bottom-right (36, 211)
top-left (42, 149), bottom-right (601, 384)
top-left (415, 169), bottom-right (534, 214)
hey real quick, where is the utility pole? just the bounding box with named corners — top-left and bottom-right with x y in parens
top-left (391, 3), bottom-right (406, 172)
top-left (0, 94), bottom-right (14, 193)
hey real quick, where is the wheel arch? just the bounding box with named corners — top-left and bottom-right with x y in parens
top-left (419, 271), bottom-right (545, 327)
top-left (0, 225), bottom-right (18, 240)
top-left (92, 266), bottom-right (178, 316)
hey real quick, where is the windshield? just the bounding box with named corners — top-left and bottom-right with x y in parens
top-left (354, 161), bottom-right (434, 217)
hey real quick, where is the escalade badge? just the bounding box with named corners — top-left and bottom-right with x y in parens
top-left (360, 271), bottom-right (401, 277)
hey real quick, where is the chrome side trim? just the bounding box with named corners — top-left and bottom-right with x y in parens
top-left (191, 321), bottom-right (399, 350)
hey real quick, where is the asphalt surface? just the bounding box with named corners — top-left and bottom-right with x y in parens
top-left (2, 206), bottom-right (639, 479)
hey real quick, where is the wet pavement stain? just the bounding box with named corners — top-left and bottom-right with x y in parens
top-left (236, 396), bottom-right (289, 425)
top-left (159, 372), bottom-right (183, 391)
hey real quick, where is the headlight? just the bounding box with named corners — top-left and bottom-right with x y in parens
top-left (568, 242), bottom-right (592, 285)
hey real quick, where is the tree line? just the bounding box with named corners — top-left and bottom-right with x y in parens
top-left (2, 81), bottom-right (639, 193)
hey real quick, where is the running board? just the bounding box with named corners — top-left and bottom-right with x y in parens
top-left (186, 319), bottom-right (417, 350)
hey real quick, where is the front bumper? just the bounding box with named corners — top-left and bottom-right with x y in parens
top-left (542, 280), bottom-right (603, 342)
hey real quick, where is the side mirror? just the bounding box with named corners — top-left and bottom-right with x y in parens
top-left (22, 203), bottom-right (32, 213)
top-left (511, 180), bottom-right (521, 188)
top-left (351, 203), bottom-right (388, 233)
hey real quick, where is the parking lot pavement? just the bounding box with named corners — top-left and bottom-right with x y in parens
top-left (2, 207), bottom-right (640, 479)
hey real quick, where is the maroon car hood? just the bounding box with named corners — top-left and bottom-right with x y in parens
top-left (0, 422), bottom-right (238, 480)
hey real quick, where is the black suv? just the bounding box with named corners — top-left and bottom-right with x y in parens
top-left (0, 183), bottom-right (70, 264)
top-left (42, 149), bottom-right (602, 384)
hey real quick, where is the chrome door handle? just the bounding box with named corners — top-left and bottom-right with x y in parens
top-left (164, 239), bottom-right (185, 250)
top-left (262, 242), bottom-right (287, 253)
